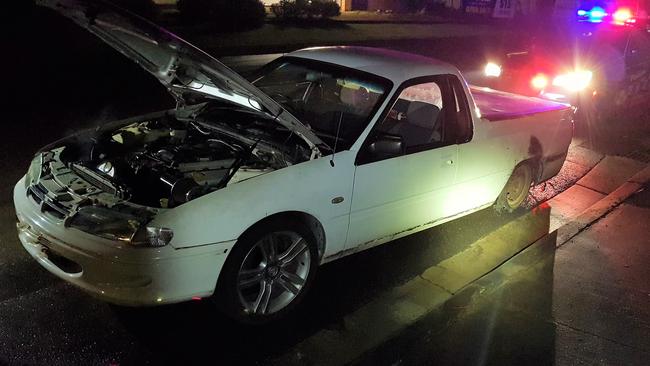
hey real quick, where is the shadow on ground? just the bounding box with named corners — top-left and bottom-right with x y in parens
top-left (355, 231), bottom-right (557, 366)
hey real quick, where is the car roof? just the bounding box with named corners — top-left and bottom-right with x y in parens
top-left (285, 46), bottom-right (461, 84)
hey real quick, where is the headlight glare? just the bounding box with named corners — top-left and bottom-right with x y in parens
top-left (531, 74), bottom-right (549, 90)
top-left (484, 62), bottom-right (502, 77)
top-left (552, 70), bottom-right (593, 92)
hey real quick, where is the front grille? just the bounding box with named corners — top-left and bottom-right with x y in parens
top-left (28, 183), bottom-right (47, 204)
top-left (28, 183), bottom-right (72, 219)
top-left (42, 202), bottom-right (67, 219)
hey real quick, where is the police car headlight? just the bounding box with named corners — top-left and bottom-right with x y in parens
top-left (484, 62), bottom-right (502, 77)
top-left (553, 70), bottom-right (593, 92)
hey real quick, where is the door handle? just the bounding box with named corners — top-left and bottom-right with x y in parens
top-left (445, 159), bottom-right (454, 165)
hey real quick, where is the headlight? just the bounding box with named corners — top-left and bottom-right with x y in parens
top-left (484, 62), bottom-right (502, 77)
top-left (613, 8), bottom-right (636, 25)
top-left (552, 70), bottom-right (593, 92)
top-left (132, 226), bottom-right (174, 248)
top-left (531, 74), bottom-right (549, 90)
top-left (68, 206), bottom-right (172, 247)
top-left (68, 206), bottom-right (142, 242)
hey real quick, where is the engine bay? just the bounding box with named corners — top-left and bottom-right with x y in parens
top-left (57, 114), bottom-right (287, 208)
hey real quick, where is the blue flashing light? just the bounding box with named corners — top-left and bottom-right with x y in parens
top-left (589, 6), bottom-right (607, 20)
top-left (578, 6), bottom-right (608, 23)
top-left (590, 7), bottom-right (606, 17)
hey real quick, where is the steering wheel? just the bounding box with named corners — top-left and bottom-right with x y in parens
top-left (388, 109), bottom-right (408, 122)
top-left (269, 92), bottom-right (302, 115)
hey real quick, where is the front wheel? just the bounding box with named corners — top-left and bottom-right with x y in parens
top-left (494, 163), bottom-right (533, 214)
top-left (216, 219), bottom-right (318, 324)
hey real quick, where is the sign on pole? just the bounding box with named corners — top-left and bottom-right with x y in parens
top-left (492, 0), bottom-right (516, 18)
top-left (464, 0), bottom-right (497, 15)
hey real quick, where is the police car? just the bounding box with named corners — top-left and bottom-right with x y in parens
top-left (479, 2), bottom-right (650, 124)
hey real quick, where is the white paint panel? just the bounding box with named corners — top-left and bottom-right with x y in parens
top-left (151, 150), bottom-right (357, 258)
top-left (347, 145), bottom-right (458, 248)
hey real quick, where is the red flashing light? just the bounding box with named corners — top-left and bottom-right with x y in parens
top-left (612, 8), bottom-right (636, 25)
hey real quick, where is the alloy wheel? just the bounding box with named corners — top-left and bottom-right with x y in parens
top-left (236, 231), bottom-right (311, 315)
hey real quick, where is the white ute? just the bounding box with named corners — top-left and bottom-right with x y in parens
top-left (15, 0), bottom-right (573, 323)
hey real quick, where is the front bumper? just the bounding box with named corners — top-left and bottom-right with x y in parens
top-left (13, 176), bottom-right (236, 306)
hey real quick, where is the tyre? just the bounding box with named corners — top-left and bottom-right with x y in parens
top-left (216, 218), bottom-right (319, 324)
top-left (494, 163), bottom-right (533, 214)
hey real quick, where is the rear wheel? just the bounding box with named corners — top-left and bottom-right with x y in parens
top-left (494, 163), bottom-right (533, 214)
top-left (217, 219), bottom-right (318, 324)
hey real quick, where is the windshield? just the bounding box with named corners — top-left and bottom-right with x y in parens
top-left (253, 58), bottom-right (391, 150)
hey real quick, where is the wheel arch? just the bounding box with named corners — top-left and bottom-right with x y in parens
top-left (237, 211), bottom-right (327, 263)
top-left (213, 210), bottom-right (325, 322)
top-left (524, 157), bottom-right (544, 184)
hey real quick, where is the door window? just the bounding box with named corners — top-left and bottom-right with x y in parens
top-left (375, 81), bottom-right (446, 152)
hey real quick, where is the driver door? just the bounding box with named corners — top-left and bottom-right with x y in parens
top-left (346, 77), bottom-right (461, 249)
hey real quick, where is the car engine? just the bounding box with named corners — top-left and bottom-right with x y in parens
top-left (59, 115), bottom-right (278, 208)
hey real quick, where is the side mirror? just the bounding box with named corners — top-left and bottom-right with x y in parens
top-left (366, 133), bottom-right (404, 161)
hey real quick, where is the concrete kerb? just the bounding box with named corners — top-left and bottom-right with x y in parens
top-left (629, 165), bottom-right (650, 185)
top-left (556, 165), bottom-right (650, 247)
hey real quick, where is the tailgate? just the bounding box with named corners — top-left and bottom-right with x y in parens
top-left (470, 86), bottom-right (571, 121)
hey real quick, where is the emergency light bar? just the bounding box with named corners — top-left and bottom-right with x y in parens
top-left (576, 6), bottom-right (637, 25)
